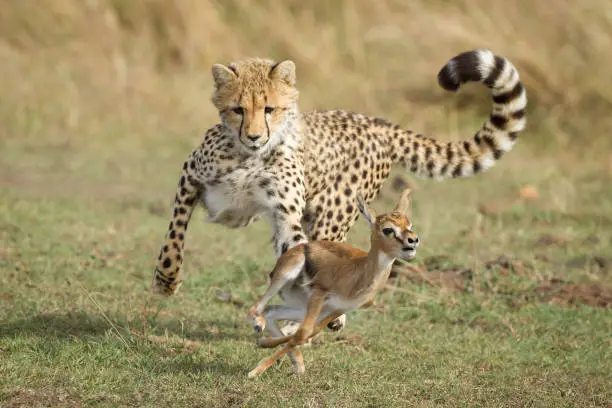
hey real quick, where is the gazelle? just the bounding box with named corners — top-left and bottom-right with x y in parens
top-left (246, 188), bottom-right (419, 377)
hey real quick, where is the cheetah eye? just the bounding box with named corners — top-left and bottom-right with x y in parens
top-left (264, 106), bottom-right (275, 115)
top-left (232, 107), bottom-right (244, 115)
top-left (382, 228), bottom-right (395, 236)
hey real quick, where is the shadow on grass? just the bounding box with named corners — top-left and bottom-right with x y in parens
top-left (140, 355), bottom-right (250, 377)
top-left (0, 311), bottom-right (252, 376)
top-left (0, 310), bottom-right (244, 343)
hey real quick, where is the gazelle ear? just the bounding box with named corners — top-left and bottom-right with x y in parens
top-left (393, 188), bottom-right (412, 216)
top-left (212, 63), bottom-right (237, 88)
top-left (357, 194), bottom-right (376, 228)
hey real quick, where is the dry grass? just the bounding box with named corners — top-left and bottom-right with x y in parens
top-left (1, 2), bottom-right (611, 407)
top-left (1, 0), bottom-right (612, 150)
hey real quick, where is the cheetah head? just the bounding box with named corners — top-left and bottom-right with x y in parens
top-left (211, 58), bottom-right (299, 154)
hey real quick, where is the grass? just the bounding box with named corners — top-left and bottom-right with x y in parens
top-left (1, 1), bottom-right (612, 407)
top-left (1, 155), bottom-right (611, 407)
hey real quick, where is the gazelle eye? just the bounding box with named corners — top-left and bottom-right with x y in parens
top-left (264, 106), bottom-right (274, 114)
top-left (382, 228), bottom-right (394, 236)
top-left (232, 107), bottom-right (244, 115)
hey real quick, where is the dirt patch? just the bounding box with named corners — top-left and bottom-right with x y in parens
top-left (535, 279), bottom-right (612, 308)
top-left (582, 234), bottom-right (601, 245)
top-left (534, 233), bottom-right (604, 249)
top-left (130, 330), bottom-right (201, 354)
top-left (392, 255), bottom-right (612, 309)
top-left (391, 261), bottom-right (472, 293)
top-left (1, 388), bottom-right (83, 408)
top-left (484, 255), bottom-right (533, 277)
top-left (534, 233), bottom-right (572, 248)
top-left (392, 255), bottom-right (528, 293)
top-left (478, 185), bottom-right (540, 216)
top-left (334, 334), bottom-right (367, 354)
top-left (213, 288), bottom-right (246, 308)
top-left (565, 255), bottom-right (610, 274)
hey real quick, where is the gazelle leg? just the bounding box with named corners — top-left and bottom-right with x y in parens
top-left (284, 313), bottom-right (346, 335)
top-left (290, 288), bottom-right (326, 346)
top-left (258, 310), bottom-right (346, 349)
top-left (248, 291), bottom-right (326, 378)
top-left (246, 255), bottom-right (305, 333)
top-left (289, 348), bottom-right (305, 374)
top-left (257, 335), bottom-right (295, 349)
top-left (315, 311), bottom-right (345, 335)
top-left (249, 314), bottom-right (339, 378)
top-left (261, 305), bottom-right (305, 338)
top-left (279, 289), bottom-right (310, 337)
top-left (261, 305), bottom-right (305, 373)
top-left (248, 343), bottom-right (296, 378)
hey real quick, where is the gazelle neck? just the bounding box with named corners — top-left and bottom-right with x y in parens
top-left (362, 240), bottom-right (396, 281)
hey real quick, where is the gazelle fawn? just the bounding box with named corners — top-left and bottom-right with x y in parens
top-left (246, 188), bottom-right (419, 377)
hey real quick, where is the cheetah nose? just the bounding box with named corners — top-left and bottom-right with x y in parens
top-left (247, 134), bottom-right (261, 142)
top-left (407, 237), bottom-right (419, 245)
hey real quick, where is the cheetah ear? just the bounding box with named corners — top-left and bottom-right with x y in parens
top-left (269, 60), bottom-right (296, 86)
top-left (357, 193), bottom-right (376, 229)
top-left (212, 64), bottom-right (237, 88)
top-left (394, 188), bottom-right (413, 216)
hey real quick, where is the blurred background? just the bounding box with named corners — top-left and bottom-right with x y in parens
top-left (2, 0), bottom-right (612, 156)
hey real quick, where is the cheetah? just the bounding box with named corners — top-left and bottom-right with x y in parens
top-left (152, 49), bottom-right (527, 330)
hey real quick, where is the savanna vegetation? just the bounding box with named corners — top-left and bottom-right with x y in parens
top-left (1, 1), bottom-right (611, 407)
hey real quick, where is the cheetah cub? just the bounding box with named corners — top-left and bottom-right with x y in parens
top-left (246, 188), bottom-right (418, 377)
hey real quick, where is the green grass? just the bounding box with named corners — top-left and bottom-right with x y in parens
top-left (1, 139), bottom-right (611, 407)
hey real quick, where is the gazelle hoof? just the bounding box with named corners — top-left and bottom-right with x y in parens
top-left (327, 315), bottom-right (346, 332)
top-left (247, 312), bottom-right (266, 334)
top-left (247, 368), bottom-right (260, 378)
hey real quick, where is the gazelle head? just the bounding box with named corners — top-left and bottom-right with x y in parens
top-left (357, 188), bottom-right (419, 260)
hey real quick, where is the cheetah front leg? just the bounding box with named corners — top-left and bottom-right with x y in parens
top-left (152, 155), bottom-right (203, 296)
top-left (268, 179), bottom-right (309, 258)
top-left (264, 179), bottom-right (311, 336)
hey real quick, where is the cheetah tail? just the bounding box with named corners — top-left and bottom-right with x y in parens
top-left (398, 49), bottom-right (527, 179)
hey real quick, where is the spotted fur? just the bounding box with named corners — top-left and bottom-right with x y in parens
top-left (152, 49), bottom-right (527, 300)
